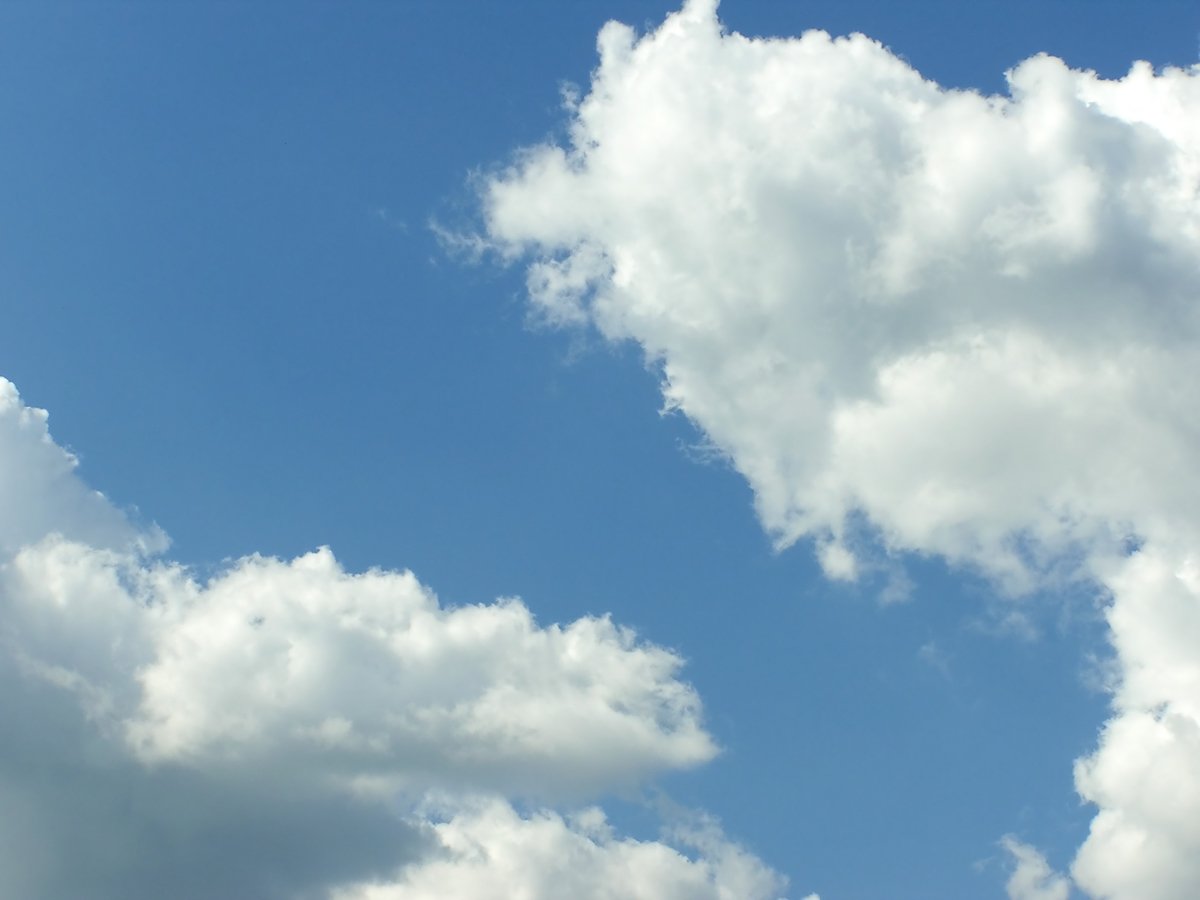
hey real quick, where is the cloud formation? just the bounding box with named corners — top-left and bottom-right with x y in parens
top-left (483, 0), bottom-right (1200, 582)
top-left (333, 799), bottom-right (790, 900)
top-left (0, 379), bottom-right (153, 556)
top-left (1072, 542), bottom-right (1200, 898)
top-left (479, 1), bottom-right (1200, 895)
top-left (0, 377), bottom-right (782, 898)
top-left (5, 537), bottom-right (712, 796)
top-left (1002, 836), bottom-right (1070, 900)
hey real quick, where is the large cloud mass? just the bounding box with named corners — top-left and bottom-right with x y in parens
top-left (480, 0), bottom-right (1200, 896)
top-left (0, 376), bottom-right (785, 899)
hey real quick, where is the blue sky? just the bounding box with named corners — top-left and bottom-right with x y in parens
top-left (2, 2), bottom-right (1199, 898)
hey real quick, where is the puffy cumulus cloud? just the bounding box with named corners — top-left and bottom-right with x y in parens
top-left (1002, 837), bottom-right (1070, 900)
top-left (0, 379), bottom-right (772, 899)
top-left (332, 799), bottom-right (790, 900)
top-left (1071, 541), bottom-right (1200, 898)
top-left (482, 0), bottom-right (1200, 587)
top-left (3, 537), bottom-right (714, 796)
top-left (478, 1), bottom-right (1200, 897)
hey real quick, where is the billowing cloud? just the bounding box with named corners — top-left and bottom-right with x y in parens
top-left (5, 538), bottom-right (712, 797)
top-left (483, 0), bottom-right (1200, 582)
top-left (0, 377), bottom-right (782, 898)
top-left (333, 799), bottom-right (789, 900)
top-left (1072, 542), bottom-right (1200, 898)
top-left (478, 1), bottom-right (1200, 896)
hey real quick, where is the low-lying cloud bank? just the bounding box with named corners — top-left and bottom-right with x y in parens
top-left (0, 377), bottom-right (788, 899)
top-left (479, 0), bottom-right (1200, 895)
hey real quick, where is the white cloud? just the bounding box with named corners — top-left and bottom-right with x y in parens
top-left (478, 1), bottom-right (1200, 896)
top-left (0, 378), bottom-right (781, 898)
top-left (0, 378), bottom-right (157, 556)
top-left (1002, 836), bottom-right (1070, 900)
top-left (1071, 541), bottom-right (1200, 898)
top-left (332, 798), bottom-right (788, 900)
top-left (3, 537), bottom-right (715, 797)
top-left (482, 1), bottom-right (1200, 584)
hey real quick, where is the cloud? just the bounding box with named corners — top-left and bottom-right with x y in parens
top-left (4, 537), bottom-right (715, 797)
top-left (1071, 542), bottom-right (1200, 898)
top-left (0, 379), bottom-right (157, 556)
top-left (0, 689), bottom-right (430, 900)
top-left (478, 1), bottom-right (1200, 895)
top-left (0, 377), bottom-right (784, 898)
top-left (917, 640), bottom-right (952, 679)
top-left (332, 798), bottom-right (789, 900)
top-left (1002, 837), bottom-right (1070, 900)
top-left (483, 1), bottom-right (1200, 585)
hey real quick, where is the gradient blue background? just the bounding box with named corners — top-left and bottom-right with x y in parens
top-left (2, 2), bottom-right (1195, 896)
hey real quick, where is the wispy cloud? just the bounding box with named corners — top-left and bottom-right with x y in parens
top-left (1001, 836), bottom-right (1071, 900)
top-left (917, 640), bottom-right (952, 679)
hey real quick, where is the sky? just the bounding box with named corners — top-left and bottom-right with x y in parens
top-left (1, 1), bottom-right (1199, 898)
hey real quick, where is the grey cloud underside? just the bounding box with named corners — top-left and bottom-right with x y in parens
top-left (481, 0), bottom-right (1200, 896)
top-left (0, 674), bottom-right (428, 900)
